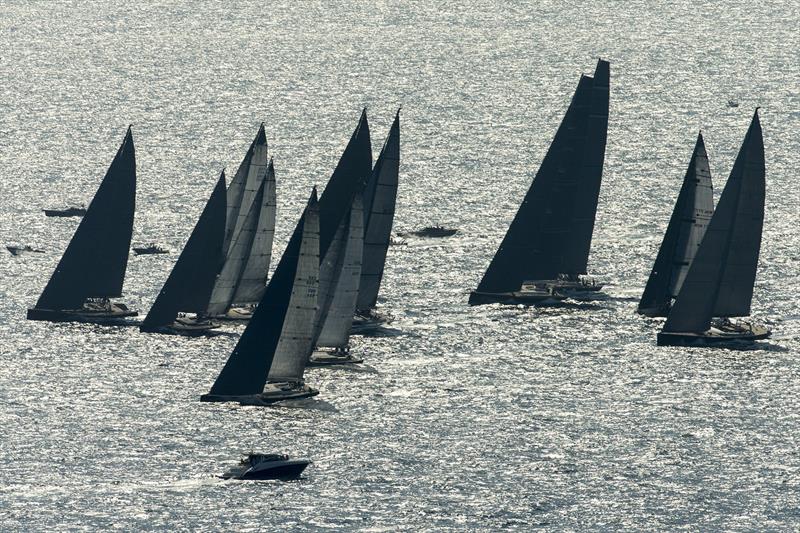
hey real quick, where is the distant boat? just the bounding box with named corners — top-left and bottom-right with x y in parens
top-left (206, 125), bottom-right (276, 321)
top-left (400, 226), bottom-right (458, 238)
top-left (728, 100), bottom-right (740, 108)
top-left (139, 173), bottom-right (227, 336)
top-left (221, 453), bottom-right (311, 480)
top-left (7, 245), bottom-right (44, 256)
top-left (638, 133), bottom-right (714, 317)
top-left (389, 235), bottom-right (407, 246)
top-left (27, 127), bottom-right (137, 323)
top-left (43, 206), bottom-right (86, 218)
top-left (309, 195), bottom-right (365, 367)
top-left (201, 110), bottom-right (372, 405)
top-left (133, 244), bottom-right (169, 255)
top-left (355, 110), bottom-right (400, 323)
top-left (469, 59), bottom-right (610, 306)
top-left (658, 110), bottom-right (770, 346)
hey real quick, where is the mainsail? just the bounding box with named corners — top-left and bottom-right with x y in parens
top-left (35, 127), bottom-right (136, 310)
top-left (639, 133), bottom-right (714, 315)
top-left (471, 60), bottom-right (610, 300)
top-left (663, 110), bottom-right (765, 333)
top-left (231, 158), bottom-right (277, 305)
top-left (140, 173), bottom-right (226, 329)
top-left (318, 195), bottom-right (364, 349)
top-left (357, 110), bottom-right (400, 312)
top-left (205, 111), bottom-right (371, 397)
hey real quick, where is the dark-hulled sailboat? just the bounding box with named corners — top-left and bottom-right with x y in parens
top-left (27, 127), bottom-right (138, 323)
top-left (355, 110), bottom-right (400, 325)
top-left (638, 133), bottom-right (714, 317)
top-left (469, 60), bottom-right (609, 305)
top-left (139, 173), bottom-right (227, 336)
top-left (658, 110), bottom-right (770, 346)
top-left (201, 110), bottom-right (372, 404)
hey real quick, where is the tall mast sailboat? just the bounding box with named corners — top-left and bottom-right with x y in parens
top-left (638, 133), bottom-right (714, 317)
top-left (469, 60), bottom-right (610, 305)
top-left (27, 127), bottom-right (138, 323)
top-left (201, 111), bottom-right (372, 405)
top-left (658, 110), bottom-right (770, 346)
top-left (139, 173), bottom-right (227, 336)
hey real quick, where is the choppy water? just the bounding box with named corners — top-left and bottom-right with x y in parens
top-left (1, 1), bottom-right (799, 530)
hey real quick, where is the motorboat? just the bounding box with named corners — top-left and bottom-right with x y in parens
top-left (133, 244), bottom-right (169, 255)
top-left (221, 453), bottom-right (311, 480)
top-left (400, 226), bottom-right (457, 238)
top-left (43, 206), bottom-right (86, 217)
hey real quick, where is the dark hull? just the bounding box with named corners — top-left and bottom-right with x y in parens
top-left (468, 290), bottom-right (564, 306)
top-left (657, 327), bottom-right (771, 347)
top-left (201, 386), bottom-right (319, 405)
top-left (43, 209), bottom-right (86, 218)
top-left (140, 323), bottom-right (218, 337)
top-left (239, 462), bottom-right (310, 480)
top-left (133, 248), bottom-right (169, 255)
top-left (636, 305), bottom-right (669, 318)
top-left (27, 306), bottom-right (138, 324)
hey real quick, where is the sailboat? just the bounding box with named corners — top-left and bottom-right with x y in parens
top-left (201, 110), bottom-right (372, 405)
top-left (309, 195), bottom-right (365, 366)
top-left (139, 173), bottom-right (227, 336)
top-left (469, 59), bottom-right (610, 305)
top-left (354, 110), bottom-right (400, 325)
top-left (638, 133), bottom-right (714, 317)
top-left (208, 125), bottom-right (275, 321)
top-left (27, 127), bottom-right (138, 323)
top-left (658, 110), bottom-right (770, 346)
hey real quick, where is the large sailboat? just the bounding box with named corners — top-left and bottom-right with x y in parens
top-left (201, 110), bottom-right (372, 405)
top-left (469, 60), bottom-right (610, 305)
top-left (638, 133), bottom-right (714, 317)
top-left (309, 195), bottom-right (365, 366)
top-left (27, 127), bottom-right (138, 323)
top-left (208, 125), bottom-right (276, 321)
top-left (139, 173), bottom-right (227, 336)
top-left (658, 110), bottom-right (770, 346)
top-left (354, 110), bottom-right (400, 325)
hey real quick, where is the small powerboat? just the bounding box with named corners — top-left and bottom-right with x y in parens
top-left (399, 226), bottom-right (458, 238)
top-left (133, 244), bottom-right (169, 255)
top-left (43, 206), bottom-right (87, 217)
top-left (727, 100), bottom-right (740, 108)
top-left (6, 245), bottom-right (44, 256)
top-left (222, 453), bottom-right (311, 480)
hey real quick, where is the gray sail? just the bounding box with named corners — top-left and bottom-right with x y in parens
top-left (222, 124), bottom-right (268, 255)
top-left (206, 178), bottom-right (265, 315)
top-left (35, 127), bottom-right (136, 310)
top-left (471, 60), bottom-right (609, 300)
top-left (207, 190), bottom-right (319, 396)
top-left (318, 195), bottom-right (364, 348)
top-left (638, 133), bottom-right (714, 315)
top-left (357, 110), bottom-right (400, 312)
top-left (663, 110), bottom-right (765, 333)
top-left (140, 174), bottom-right (226, 329)
top-left (232, 158), bottom-right (277, 305)
top-left (205, 111), bottom-right (370, 397)
top-left (309, 207), bottom-right (350, 348)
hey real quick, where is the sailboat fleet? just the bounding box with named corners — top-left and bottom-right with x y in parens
top-left (24, 60), bottom-right (778, 412)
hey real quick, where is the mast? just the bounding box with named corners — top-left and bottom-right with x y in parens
top-left (318, 195), bottom-right (364, 349)
top-left (35, 127), bottom-right (136, 310)
top-left (140, 173), bottom-right (226, 329)
top-left (357, 109), bottom-right (400, 312)
top-left (206, 189), bottom-right (319, 396)
top-left (472, 61), bottom-right (608, 299)
top-left (663, 110), bottom-right (765, 333)
top-left (205, 111), bottom-right (371, 396)
top-left (639, 133), bottom-right (714, 315)
top-left (232, 158), bottom-right (277, 305)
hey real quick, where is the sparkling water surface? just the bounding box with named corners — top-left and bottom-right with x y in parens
top-left (1, 1), bottom-right (799, 530)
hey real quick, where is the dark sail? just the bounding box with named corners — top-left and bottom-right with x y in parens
top-left (639, 133), bottom-right (714, 315)
top-left (663, 110), bottom-right (765, 333)
top-left (206, 111), bottom-right (371, 396)
top-left (140, 173), bottom-right (226, 329)
top-left (472, 61), bottom-right (609, 299)
top-left (35, 127), bottom-right (136, 310)
top-left (357, 109), bottom-right (400, 312)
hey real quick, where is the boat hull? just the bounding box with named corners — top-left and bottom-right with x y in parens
top-left (212, 307), bottom-right (255, 322)
top-left (139, 322), bottom-right (218, 337)
top-left (228, 461), bottom-right (311, 480)
top-left (307, 350), bottom-right (363, 367)
top-left (200, 384), bottom-right (319, 405)
top-left (26, 305), bottom-right (138, 324)
top-left (468, 290), bottom-right (565, 306)
top-left (657, 326), bottom-right (771, 346)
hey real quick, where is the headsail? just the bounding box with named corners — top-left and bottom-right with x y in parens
top-left (318, 195), bottom-right (364, 348)
top-left (310, 206), bottom-right (350, 348)
top-left (232, 158), bottom-right (277, 305)
top-left (472, 60), bottom-right (609, 299)
top-left (357, 110), bottom-right (400, 312)
top-left (663, 110), bottom-right (765, 333)
top-left (35, 127), bottom-right (136, 310)
top-left (140, 173), bottom-right (226, 329)
top-left (639, 133), bottom-right (714, 315)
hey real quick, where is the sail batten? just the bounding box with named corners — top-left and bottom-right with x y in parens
top-left (35, 127), bottom-right (136, 310)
